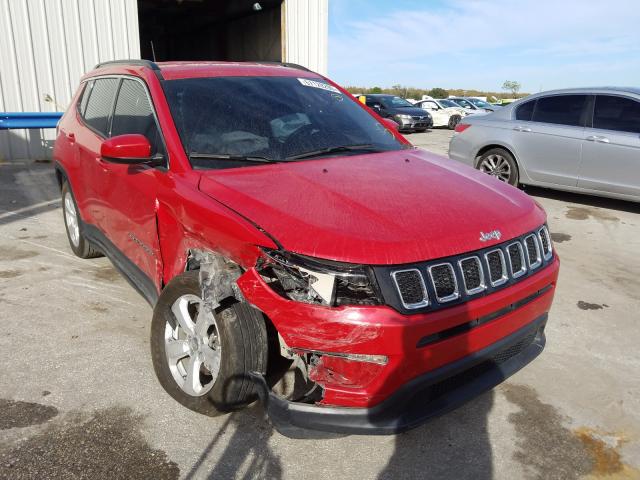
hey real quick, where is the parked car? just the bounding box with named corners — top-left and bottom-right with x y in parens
top-left (54, 59), bottom-right (559, 437)
top-left (362, 94), bottom-right (432, 132)
top-left (449, 87), bottom-right (640, 202)
top-left (449, 97), bottom-right (500, 113)
top-left (416, 98), bottom-right (467, 129)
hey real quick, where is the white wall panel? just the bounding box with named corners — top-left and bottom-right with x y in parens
top-left (282, 0), bottom-right (328, 75)
top-left (0, 0), bottom-right (140, 161)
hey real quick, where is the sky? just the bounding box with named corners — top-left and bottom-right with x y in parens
top-left (328, 0), bottom-right (640, 93)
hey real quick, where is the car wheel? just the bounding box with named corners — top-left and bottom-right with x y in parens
top-left (61, 181), bottom-right (102, 258)
top-left (477, 148), bottom-right (519, 186)
top-left (150, 270), bottom-right (268, 416)
top-left (448, 115), bottom-right (461, 130)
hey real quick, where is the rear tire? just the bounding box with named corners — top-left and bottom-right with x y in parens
top-left (448, 115), bottom-right (461, 130)
top-left (476, 148), bottom-right (519, 186)
top-left (61, 181), bottom-right (102, 259)
top-left (150, 271), bottom-right (268, 416)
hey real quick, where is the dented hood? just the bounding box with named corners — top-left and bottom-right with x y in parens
top-left (198, 149), bottom-right (545, 265)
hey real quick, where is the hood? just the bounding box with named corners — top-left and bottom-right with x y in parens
top-left (198, 149), bottom-right (545, 265)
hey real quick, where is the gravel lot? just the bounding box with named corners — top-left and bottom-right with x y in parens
top-left (1, 129), bottom-right (639, 480)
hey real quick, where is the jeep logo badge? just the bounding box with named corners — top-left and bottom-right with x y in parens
top-left (479, 230), bottom-right (502, 242)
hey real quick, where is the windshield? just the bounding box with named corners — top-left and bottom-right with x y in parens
top-left (451, 98), bottom-right (474, 109)
top-left (438, 99), bottom-right (459, 108)
top-left (163, 76), bottom-right (404, 168)
top-left (380, 96), bottom-right (414, 108)
top-left (468, 98), bottom-right (492, 108)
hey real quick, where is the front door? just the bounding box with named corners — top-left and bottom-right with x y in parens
top-left (97, 78), bottom-right (166, 290)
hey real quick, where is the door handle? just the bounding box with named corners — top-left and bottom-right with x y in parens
top-left (513, 126), bottom-right (531, 132)
top-left (586, 135), bottom-right (610, 143)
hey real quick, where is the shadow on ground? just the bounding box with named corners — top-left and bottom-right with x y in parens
top-left (0, 161), bottom-right (60, 227)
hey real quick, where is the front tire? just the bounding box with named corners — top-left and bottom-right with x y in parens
top-left (150, 271), bottom-right (268, 416)
top-left (61, 181), bottom-right (102, 258)
top-left (476, 148), bottom-right (519, 186)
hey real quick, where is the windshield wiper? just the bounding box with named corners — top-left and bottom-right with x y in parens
top-left (285, 144), bottom-right (382, 161)
top-left (189, 152), bottom-right (278, 164)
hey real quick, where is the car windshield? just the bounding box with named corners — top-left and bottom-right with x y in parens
top-left (380, 96), bottom-right (414, 108)
top-left (163, 76), bottom-right (404, 168)
top-left (438, 99), bottom-right (459, 108)
top-left (468, 98), bottom-right (492, 108)
top-left (451, 99), bottom-right (474, 108)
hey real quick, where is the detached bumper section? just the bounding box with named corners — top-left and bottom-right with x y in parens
top-left (253, 313), bottom-right (547, 436)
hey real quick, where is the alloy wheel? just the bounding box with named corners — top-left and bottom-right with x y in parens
top-left (164, 294), bottom-right (222, 397)
top-left (479, 154), bottom-right (512, 183)
top-left (64, 193), bottom-right (80, 247)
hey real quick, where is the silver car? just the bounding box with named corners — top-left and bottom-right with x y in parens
top-left (449, 87), bottom-right (640, 202)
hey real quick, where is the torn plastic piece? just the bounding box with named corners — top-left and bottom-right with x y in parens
top-left (188, 249), bottom-right (243, 310)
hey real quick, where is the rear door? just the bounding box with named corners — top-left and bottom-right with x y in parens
top-left (510, 94), bottom-right (588, 186)
top-left (579, 94), bottom-right (640, 198)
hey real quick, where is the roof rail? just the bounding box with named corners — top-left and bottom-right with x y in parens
top-left (252, 61), bottom-right (312, 72)
top-left (94, 59), bottom-right (160, 71)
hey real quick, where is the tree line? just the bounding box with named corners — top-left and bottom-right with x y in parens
top-left (345, 81), bottom-right (526, 101)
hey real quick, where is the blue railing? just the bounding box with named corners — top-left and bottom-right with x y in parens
top-left (0, 112), bottom-right (63, 130)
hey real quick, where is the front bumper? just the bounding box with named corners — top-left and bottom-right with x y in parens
top-left (252, 313), bottom-right (546, 437)
top-left (396, 117), bottom-right (432, 131)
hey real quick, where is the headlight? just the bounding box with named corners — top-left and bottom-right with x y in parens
top-left (257, 249), bottom-right (382, 307)
top-left (395, 114), bottom-right (413, 121)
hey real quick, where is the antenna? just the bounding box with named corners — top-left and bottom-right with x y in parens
top-left (150, 41), bottom-right (157, 62)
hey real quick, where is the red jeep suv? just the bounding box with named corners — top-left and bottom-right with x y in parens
top-left (53, 60), bottom-right (559, 437)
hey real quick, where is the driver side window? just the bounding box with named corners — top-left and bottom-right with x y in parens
top-left (110, 79), bottom-right (163, 156)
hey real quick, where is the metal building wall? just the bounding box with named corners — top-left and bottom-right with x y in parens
top-left (282, 0), bottom-right (328, 75)
top-left (0, 0), bottom-right (140, 161)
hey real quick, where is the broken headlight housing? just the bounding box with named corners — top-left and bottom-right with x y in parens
top-left (257, 248), bottom-right (383, 307)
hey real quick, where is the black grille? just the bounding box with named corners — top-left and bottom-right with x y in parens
top-left (393, 270), bottom-right (426, 306)
top-left (508, 243), bottom-right (524, 275)
top-left (486, 250), bottom-right (505, 284)
top-left (421, 329), bottom-right (538, 401)
top-left (492, 331), bottom-right (537, 364)
top-left (460, 257), bottom-right (482, 292)
top-left (525, 235), bottom-right (539, 266)
top-left (430, 264), bottom-right (457, 300)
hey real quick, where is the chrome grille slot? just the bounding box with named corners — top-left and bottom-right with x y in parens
top-left (428, 263), bottom-right (459, 302)
top-left (507, 242), bottom-right (526, 278)
top-left (391, 269), bottom-right (429, 309)
top-left (538, 226), bottom-right (552, 260)
top-left (485, 249), bottom-right (508, 286)
top-left (458, 256), bottom-right (485, 295)
top-left (524, 234), bottom-right (542, 269)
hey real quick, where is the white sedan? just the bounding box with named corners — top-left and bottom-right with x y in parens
top-left (415, 99), bottom-right (467, 129)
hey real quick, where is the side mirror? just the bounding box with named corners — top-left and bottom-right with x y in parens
top-left (373, 104), bottom-right (382, 110)
top-left (101, 134), bottom-right (160, 165)
top-left (381, 118), bottom-right (399, 131)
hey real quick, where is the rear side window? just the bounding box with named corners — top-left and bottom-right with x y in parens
top-left (83, 78), bottom-right (119, 136)
top-left (78, 81), bottom-right (93, 116)
top-left (515, 100), bottom-right (535, 121)
top-left (111, 79), bottom-right (162, 154)
top-left (593, 95), bottom-right (640, 134)
top-left (532, 95), bottom-right (587, 126)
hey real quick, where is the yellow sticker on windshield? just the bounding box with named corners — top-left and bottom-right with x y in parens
top-left (298, 78), bottom-right (341, 94)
